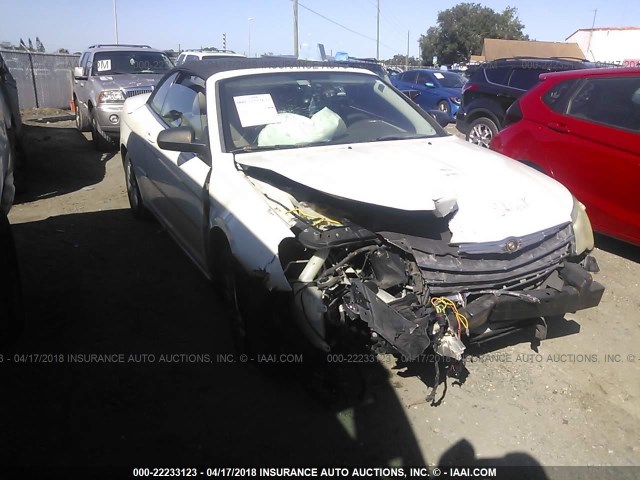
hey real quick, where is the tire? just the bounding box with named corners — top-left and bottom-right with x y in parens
top-left (212, 243), bottom-right (275, 356)
top-left (466, 117), bottom-right (499, 148)
top-left (0, 212), bottom-right (24, 346)
top-left (75, 99), bottom-right (90, 132)
top-left (436, 100), bottom-right (450, 116)
top-left (123, 152), bottom-right (148, 219)
top-left (91, 114), bottom-right (115, 152)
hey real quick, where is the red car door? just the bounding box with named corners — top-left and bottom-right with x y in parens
top-left (534, 75), bottom-right (640, 244)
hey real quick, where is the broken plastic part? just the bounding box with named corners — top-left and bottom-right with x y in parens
top-left (435, 334), bottom-right (465, 361)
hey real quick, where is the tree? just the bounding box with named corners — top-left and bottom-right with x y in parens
top-left (35, 37), bottom-right (45, 52)
top-left (57, 48), bottom-right (70, 54)
top-left (420, 3), bottom-right (528, 65)
top-left (383, 54), bottom-right (421, 67)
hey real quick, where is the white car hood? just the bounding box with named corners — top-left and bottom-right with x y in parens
top-left (237, 136), bottom-right (574, 244)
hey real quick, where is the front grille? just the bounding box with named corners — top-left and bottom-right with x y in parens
top-left (123, 87), bottom-right (153, 98)
top-left (411, 225), bottom-right (574, 294)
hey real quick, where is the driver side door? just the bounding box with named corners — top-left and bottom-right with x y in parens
top-left (142, 74), bottom-right (211, 271)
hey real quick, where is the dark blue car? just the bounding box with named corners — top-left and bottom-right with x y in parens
top-left (391, 69), bottom-right (465, 122)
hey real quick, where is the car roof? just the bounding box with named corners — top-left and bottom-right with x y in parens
top-left (174, 58), bottom-right (379, 80)
top-left (540, 66), bottom-right (640, 81)
top-left (85, 44), bottom-right (163, 53)
top-left (482, 57), bottom-right (590, 68)
top-left (180, 50), bottom-right (243, 56)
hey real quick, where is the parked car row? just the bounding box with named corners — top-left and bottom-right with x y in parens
top-left (491, 66), bottom-right (640, 245)
top-left (119, 57), bottom-right (604, 366)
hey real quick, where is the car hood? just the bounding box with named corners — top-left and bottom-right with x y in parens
top-left (94, 74), bottom-right (163, 90)
top-left (237, 136), bottom-right (574, 244)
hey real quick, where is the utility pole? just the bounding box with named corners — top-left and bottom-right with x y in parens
top-left (293, 0), bottom-right (299, 57)
top-left (586, 9), bottom-right (598, 60)
top-left (376, 0), bottom-right (380, 60)
top-left (113, 0), bottom-right (119, 44)
top-left (406, 31), bottom-right (409, 70)
top-left (248, 17), bottom-right (253, 57)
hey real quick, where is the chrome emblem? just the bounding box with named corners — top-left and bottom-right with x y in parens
top-left (505, 239), bottom-right (520, 253)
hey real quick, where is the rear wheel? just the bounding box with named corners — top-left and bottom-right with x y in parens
top-left (466, 117), bottom-right (499, 148)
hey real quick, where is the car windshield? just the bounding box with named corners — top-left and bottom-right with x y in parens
top-left (91, 51), bottom-right (173, 75)
top-left (220, 70), bottom-right (440, 153)
top-left (436, 72), bottom-right (466, 88)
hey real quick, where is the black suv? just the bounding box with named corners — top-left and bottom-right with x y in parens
top-left (456, 57), bottom-right (591, 147)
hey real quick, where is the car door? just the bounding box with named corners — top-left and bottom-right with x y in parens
top-left (140, 73), bottom-right (211, 270)
top-left (74, 52), bottom-right (91, 114)
top-left (538, 75), bottom-right (640, 243)
top-left (413, 71), bottom-right (439, 109)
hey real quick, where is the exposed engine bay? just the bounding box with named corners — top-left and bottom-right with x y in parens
top-left (241, 165), bottom-right (604, 368)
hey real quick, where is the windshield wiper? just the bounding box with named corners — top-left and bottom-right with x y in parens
top-left (229, 144), bottom-right (297, 154)
top-left (375, 133), bottom-right (432, 141)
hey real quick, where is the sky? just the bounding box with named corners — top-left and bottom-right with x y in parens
top-left (1, 0), bottom-right (638, 59)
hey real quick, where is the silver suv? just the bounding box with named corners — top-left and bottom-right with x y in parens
top-left (72, 44), bottom-right (173, 150)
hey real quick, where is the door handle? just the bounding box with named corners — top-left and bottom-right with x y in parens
top-left (547, 122), bottom-right (570, 133)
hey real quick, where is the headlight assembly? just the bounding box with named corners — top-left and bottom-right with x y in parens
top-left (570, 196), bottom-right (594, 255)
top-left (97, 89), bottom-right (125, 104)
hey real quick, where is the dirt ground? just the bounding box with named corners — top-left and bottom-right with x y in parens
top-left (1, 113), bottom-right (639, 476)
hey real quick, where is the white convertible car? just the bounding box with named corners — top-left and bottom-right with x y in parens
top-left (120, 59), bottom-right (603, 362)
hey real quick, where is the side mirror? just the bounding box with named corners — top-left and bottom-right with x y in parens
top-left (157, 126), bottom-right (208, 156)
top-left (425, 82), bottom-right (436, 88)
top-left (73, 66), bottom-right (87, 80)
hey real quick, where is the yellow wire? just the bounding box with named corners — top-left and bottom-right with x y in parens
top-left (430, 297), bottom-right (469, 333)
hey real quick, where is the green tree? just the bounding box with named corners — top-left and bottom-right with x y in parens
top-left (420, 3), bottom-right (528, 65)
top-left (384, 54), bottom-right (421, 67)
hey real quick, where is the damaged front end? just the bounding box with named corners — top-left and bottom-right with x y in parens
top-left (249, 168), bottom-right (604, 364)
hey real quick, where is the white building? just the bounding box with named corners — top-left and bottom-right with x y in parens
top-left (565, 27), bottom-right (640, 65)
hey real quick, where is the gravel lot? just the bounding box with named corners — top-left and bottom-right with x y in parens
top-left (1, 114), bottom-right (639, 475)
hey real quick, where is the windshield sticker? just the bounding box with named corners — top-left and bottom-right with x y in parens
top-left (434, 72), bottom-right (444, 79)
top-left (96, 59), bottom-right (112, 72)
top-left (233, 94), bottom-right (279, 127)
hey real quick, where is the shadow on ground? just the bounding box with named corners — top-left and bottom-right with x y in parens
top-left (14, 123), bottom-right (112, 204)
top-left (595, 233), bottom-right (640, 264)
top-left (1, 209), bottom-right (425, 467)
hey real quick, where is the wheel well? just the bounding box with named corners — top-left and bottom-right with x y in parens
top-left (206, 227), bottom-right (232, 274)
top-left (520, 160), bottom-right (548, 175)
top-left (467, 109), bottom-right (501, 128)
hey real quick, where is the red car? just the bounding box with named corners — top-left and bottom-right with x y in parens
top-left (491, 67), bottom-right (640, 245)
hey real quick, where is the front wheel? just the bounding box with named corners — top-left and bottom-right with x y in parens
top-left (75, 100), bottom-right (90, 132)
top-left (91, 115), bottom-right (115, 152)
top-left (437, 100), bottom-right (450, 116)
top-left (123, 152), bottom-right (148, 219)
top-left (466, 117), bottom-right (499, 148)
top-left (0, 212), bottom-right (24, 346)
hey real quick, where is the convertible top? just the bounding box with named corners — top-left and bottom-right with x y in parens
top-left (173, 57), bottom-right (381, 80)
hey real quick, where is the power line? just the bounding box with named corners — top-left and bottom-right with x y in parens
top-left (297, 1), bottom-right (398, 52)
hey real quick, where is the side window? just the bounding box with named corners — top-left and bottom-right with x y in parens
top-left (186, 55), bottom-right (199, 62)
top-left (508, 68), bottom-right (546, 90)
top-left (159, 75), bottom-right (208, 141)
top-left (542, 79), bottom-right (578, 113)
top-left (416, 72), bottom-right (431, 85)
top-left (567, 76), bottom-right (640, 131)
top-left (401, 71), bottom-right (418, 84)
top-left (175, 54), bottom-right (185, 66)
top-left (149, 72), bottom-right (179, 115)
top-left (484, 66), bottom-right (511, 86)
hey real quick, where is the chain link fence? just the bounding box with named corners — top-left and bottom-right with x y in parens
top-left (0, 50), bottom-right (80, 110)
